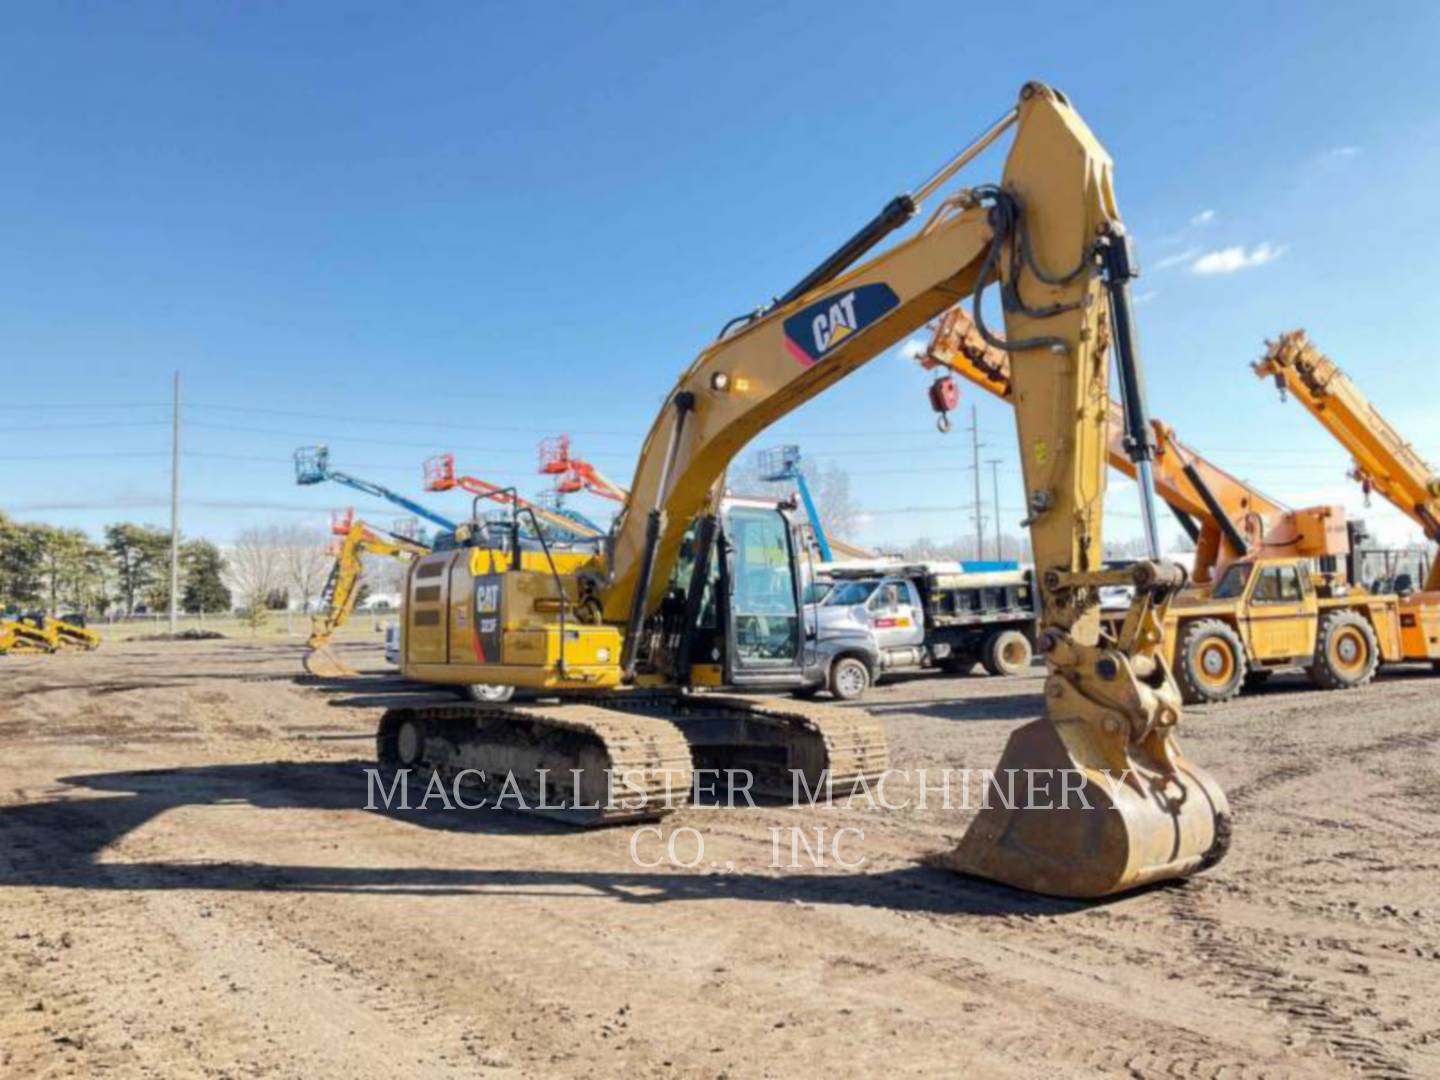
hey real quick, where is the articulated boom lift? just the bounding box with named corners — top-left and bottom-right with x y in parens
top-left (539, 436), bottom-right (629, 504)
top-left (294, 445), bottom-right (458, 538)
top-left (1256, 330), bottom-right (1440, 661)
top-left (922, 306), bottom-right (1349, 585)
top-left (423, 452), bottom-right (605, 541)
top-left (303, 510), bottom-right (430, 678)
top-left (380, 83), bottom-right (1228, 898)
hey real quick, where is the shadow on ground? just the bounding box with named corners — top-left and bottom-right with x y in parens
top-left (0, 760), bottom-right (1117, 918)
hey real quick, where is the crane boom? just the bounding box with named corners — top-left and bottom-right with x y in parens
top-left (923, 306), bottom-right (1349, 583)
top-left (1256, 330), bottom-right (1440, 589)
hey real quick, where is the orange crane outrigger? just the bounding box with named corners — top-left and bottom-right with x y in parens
top-left (921, 306), bottom-right (1349, 586)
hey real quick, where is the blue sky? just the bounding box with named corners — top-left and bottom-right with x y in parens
top-left (4, 2), bottom-right (1439, 550)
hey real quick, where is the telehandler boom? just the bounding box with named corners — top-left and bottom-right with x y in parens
top-left (381, 83), bottom-right (1228, 898)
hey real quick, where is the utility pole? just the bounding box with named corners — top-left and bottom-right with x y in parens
top-left (987, 458), bottom-right (1004, 560)
top-left (967, 406), bottom-right (985, 561)
top-left (169, 371), bottom-right (181, 634)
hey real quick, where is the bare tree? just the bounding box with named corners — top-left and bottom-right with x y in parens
top-left (728, 452), bottom-right (863, 543)
top-left (226, 526), bottom-right (289, 611)
top-left (275, 524), bottom-right (333, 612)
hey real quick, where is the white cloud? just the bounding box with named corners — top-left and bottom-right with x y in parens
top-left (899, 336), bottom-right (928, 361)
top-left (1322, 145), bottom-right (1361, 160)
top-left (1132, 290), bottom-right (1158, 306)
top-left (1153, 247), bottom-right (1198, 271)
top-left (1189, 209), bottom-right (1216, 227)
top-left (1190, 242), bottom-right (1286, 275)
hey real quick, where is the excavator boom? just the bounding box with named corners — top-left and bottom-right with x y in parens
top-left (304, 519), bottom-right (429, 678)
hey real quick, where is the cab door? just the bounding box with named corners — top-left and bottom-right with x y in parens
top-left (868, 579), bottom-right (924, 651)
top-left (721, 504), bottom-right (805, 688)
top-left (1244, 563), bottom-right (1317, 661)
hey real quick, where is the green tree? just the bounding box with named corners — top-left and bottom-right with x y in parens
top-left (36, 526), bottom-right (107, 615)
top-left (0, 515), bottom-right (47, 611)
top-left (105, 523), bottom-right (170, 614)
top-left (181, 540), bottom-right (232, 613)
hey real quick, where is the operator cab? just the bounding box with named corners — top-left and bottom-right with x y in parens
top-left (662, 496), bottom-right (818, 690)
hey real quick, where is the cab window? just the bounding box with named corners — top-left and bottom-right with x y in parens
top-left (1211, 563), bottom-right (1251, 600)
top-left (868, 583), bottom-right (905, 612)
top-left (1253, 565), bottom-right (1303, 604)
top-left (825, 580), bottom-right (879, 607)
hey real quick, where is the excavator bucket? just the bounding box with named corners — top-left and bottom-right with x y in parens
top-left (940, 715), bottom-right (1229, 899)
top-left (303, 644), bottom-right (359, 679)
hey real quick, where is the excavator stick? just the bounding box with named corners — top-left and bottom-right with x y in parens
top-left (935, 83), bottom-right (1229, 896)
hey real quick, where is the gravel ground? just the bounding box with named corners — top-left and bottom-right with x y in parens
top-left (2, 638), bottom-right (1437, 1078)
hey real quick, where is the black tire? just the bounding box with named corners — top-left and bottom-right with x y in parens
top-left (828, 656), bottom-right (872, 701)
top-left (1307, 610), bottom-right (1379, 690)
top-left (1175, 619), bottom-right (1247, 704)
top-left (456, 683), bottom-right (516, 704)
top-left (1242, 669), bottom-right (1274, 690)
top-left (981, 630), bottom-right (1033, 677)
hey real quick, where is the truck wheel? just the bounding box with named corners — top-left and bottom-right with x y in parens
top-left (1175, 619), bottom-right (1247, 704)
top-left (828, 657), bottom-right (871, 701)
top-left (457, 683), bottom-right (516, 703)
top-left (1307, 610), bottom-right (1379, 690)
top-left (981, 630), bottom-right (1032, 677)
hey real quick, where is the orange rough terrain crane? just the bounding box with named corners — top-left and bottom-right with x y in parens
top-left (922, 306), bottom-right (1349, 586)
top-left (923, 307), bottom-right (1402, 705)
top-left (1256, 330), bottom-right (1440, 664)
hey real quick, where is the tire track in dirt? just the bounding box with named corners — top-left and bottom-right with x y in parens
top-left (1167, 881), bottom-right (1415, 1078)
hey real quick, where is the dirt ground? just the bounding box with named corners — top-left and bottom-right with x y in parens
top-left (1, 639), bottom-right (1437, 1079)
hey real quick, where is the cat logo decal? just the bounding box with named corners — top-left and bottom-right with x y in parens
top-left (783, 283), bottom-right (900, 367)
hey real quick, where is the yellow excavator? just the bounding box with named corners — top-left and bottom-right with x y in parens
top-left (381, 82), bottom-right (1229, 898)
top-left (1256, 330), bottom-right (1440, 664)
top-left (303, 514), bottom-right (430, 678)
